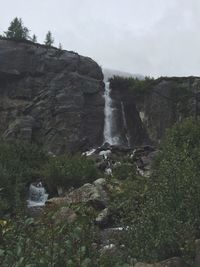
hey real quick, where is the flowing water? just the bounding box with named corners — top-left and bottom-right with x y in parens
top-left (103, 82), bottom-right (130, 146)
top-left (103, 82), bottom-right (121, 145)
top-left (121, 101), bottom-right (130, 147)
top-left (27, 183), bottom-right (48, 208)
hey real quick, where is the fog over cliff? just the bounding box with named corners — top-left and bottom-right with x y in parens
top-left (1, 0), bottom-right (200, 77)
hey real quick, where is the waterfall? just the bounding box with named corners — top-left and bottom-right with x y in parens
top-left (103, 82), bottom-right (120, 145)
top-left (27, 183), bottom-right (48, 208)
top-left (121, 101), bottom-right (130, 147)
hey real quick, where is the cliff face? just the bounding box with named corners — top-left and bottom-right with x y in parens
top-left (110, 77), bottom-right (200, 146)
top-left (110, 88), bottom-right (150, 147)
top-left (136, 77), bottom-right (200, 143)
top-left (0, 39), bottom-right (104, 154)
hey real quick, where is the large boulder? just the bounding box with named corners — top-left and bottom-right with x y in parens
top-left (135, 257), bottom-right (190, 267)
top-left (0, 39), bottom-right (104, 153)
top-left (52, 206), bottom-right (77, 224)
top-left (47, 178), bottom-right (109, 210)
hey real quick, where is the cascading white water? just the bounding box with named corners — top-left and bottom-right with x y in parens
top-left (103, 82), bottom-right (120, 145)
top-left (103, 82), bottom-right (113, 144)
top-left (121, 101), bottom-right (130, 147)
top-left (27, 183), bottom-right (48, 208)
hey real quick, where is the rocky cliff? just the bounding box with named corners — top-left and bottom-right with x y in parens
top-left (109, 76), bottom-right (200, 146)
top-left (0, 39), bottom-right (104, 154)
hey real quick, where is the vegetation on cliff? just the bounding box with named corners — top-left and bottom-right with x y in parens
top-left (1, 17), bottom-right (59, 49)
top-left (109, 75), bottom-right (194, 104)
top-left (109, 75), bottom-right (154, 96)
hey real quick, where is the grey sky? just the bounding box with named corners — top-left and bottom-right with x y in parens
top-left (1, 0), bottom-right (200, 77)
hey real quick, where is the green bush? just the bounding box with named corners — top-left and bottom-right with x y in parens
top-left (121, 118), bottom-right (200, 262)
top-left (109, 76), bottom-right (154, 96)
top-left (112, 162), bottom-right (136, 180)
top-left (0, 214), bottom-right (99, 267)
top-left (0, 140), bottom-right (48, 216)
top-left (43, 154), bottom-right (100, 194)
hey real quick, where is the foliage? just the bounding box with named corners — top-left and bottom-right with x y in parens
top-left (109, 176), bottom-right (148, 226)
top-left (43, 154), bottom-right (100, 194)
top-left (114, 118), bottom-right (200, 262)
top-left (0, 140), bottom-right (48, 216)
top-left (44, 31), bottom-right (54, 47)
top-left (109, 76), bottom-right (154, 96)
top-left (0, 139), bottom-right (101, 215)
top-left (58, 42), bottom-right (63, 50)
top-left (1, 118), bottom-right (200, 264)
top-left (170, 83), bottom-right (193, 117)
top-left (4, 17), bottom-right (30, 40)
top-left (32, 34), bottom-right (37, 43)
top-left (0, 213), bottom-right (99, 267)
top-left (112, 160), bottom-right (136, 180)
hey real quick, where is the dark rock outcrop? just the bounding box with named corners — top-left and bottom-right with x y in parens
top-left (0, 39), bottom-right (104, 153)
top-left (109, 76), bottom-right (200, 146)
top-left (134, 77), bottom-right (199, 144)
top-left (110, 87), bottom-right (151, 147)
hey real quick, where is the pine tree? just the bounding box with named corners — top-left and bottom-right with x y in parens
top-left (5, 17), bottom-right (29, 40)
top-left (44, 31), bottom-right (54, 47)
top-left (58, 43), bottom-right (62, 50)
top-left (32, 34), bottom-right (37, 43)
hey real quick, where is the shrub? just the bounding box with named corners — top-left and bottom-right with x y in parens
top-left (109, 76), bottom-right (154, 96)
top-left (0, 140), bottom-right (48, 216)
top-left (123, 118), bottom-right (200, 261)
top-left (43, 154), bottom-right (100, 194)
top-left (112, 161), bottom-right (136, 180)
top-left (0, 214), bottom-right (98, 267)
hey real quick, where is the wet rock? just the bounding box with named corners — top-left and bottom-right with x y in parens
top-left (99, 142), bottom-right (111, 151)
top-left (95, 208), bottom-right (111, 227)
top-left (53, 206), bottom-right (77, 224)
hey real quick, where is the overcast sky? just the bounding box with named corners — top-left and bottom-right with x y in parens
top-left (1, 0), bottom-right (200, 77)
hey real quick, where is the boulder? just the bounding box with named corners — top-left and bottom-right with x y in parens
top-left (134, 263), bottom-right (161, 267)
top-left (160, 257), bottom-right (190, 267)
top-left (135, 264), bottom-right (161, 267)
top-left (53, 206), bottom-right (77, 224)
top-left (66, 182), bottom-right (109, 210)
top-left (135, 257), bottom-right (190, 267)
top-left (46, 197), bottom-right (68, 206)
top-left (93, 178), bottom-right (107, 187)
top-left (47, 178), bottom-right (109, 210)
